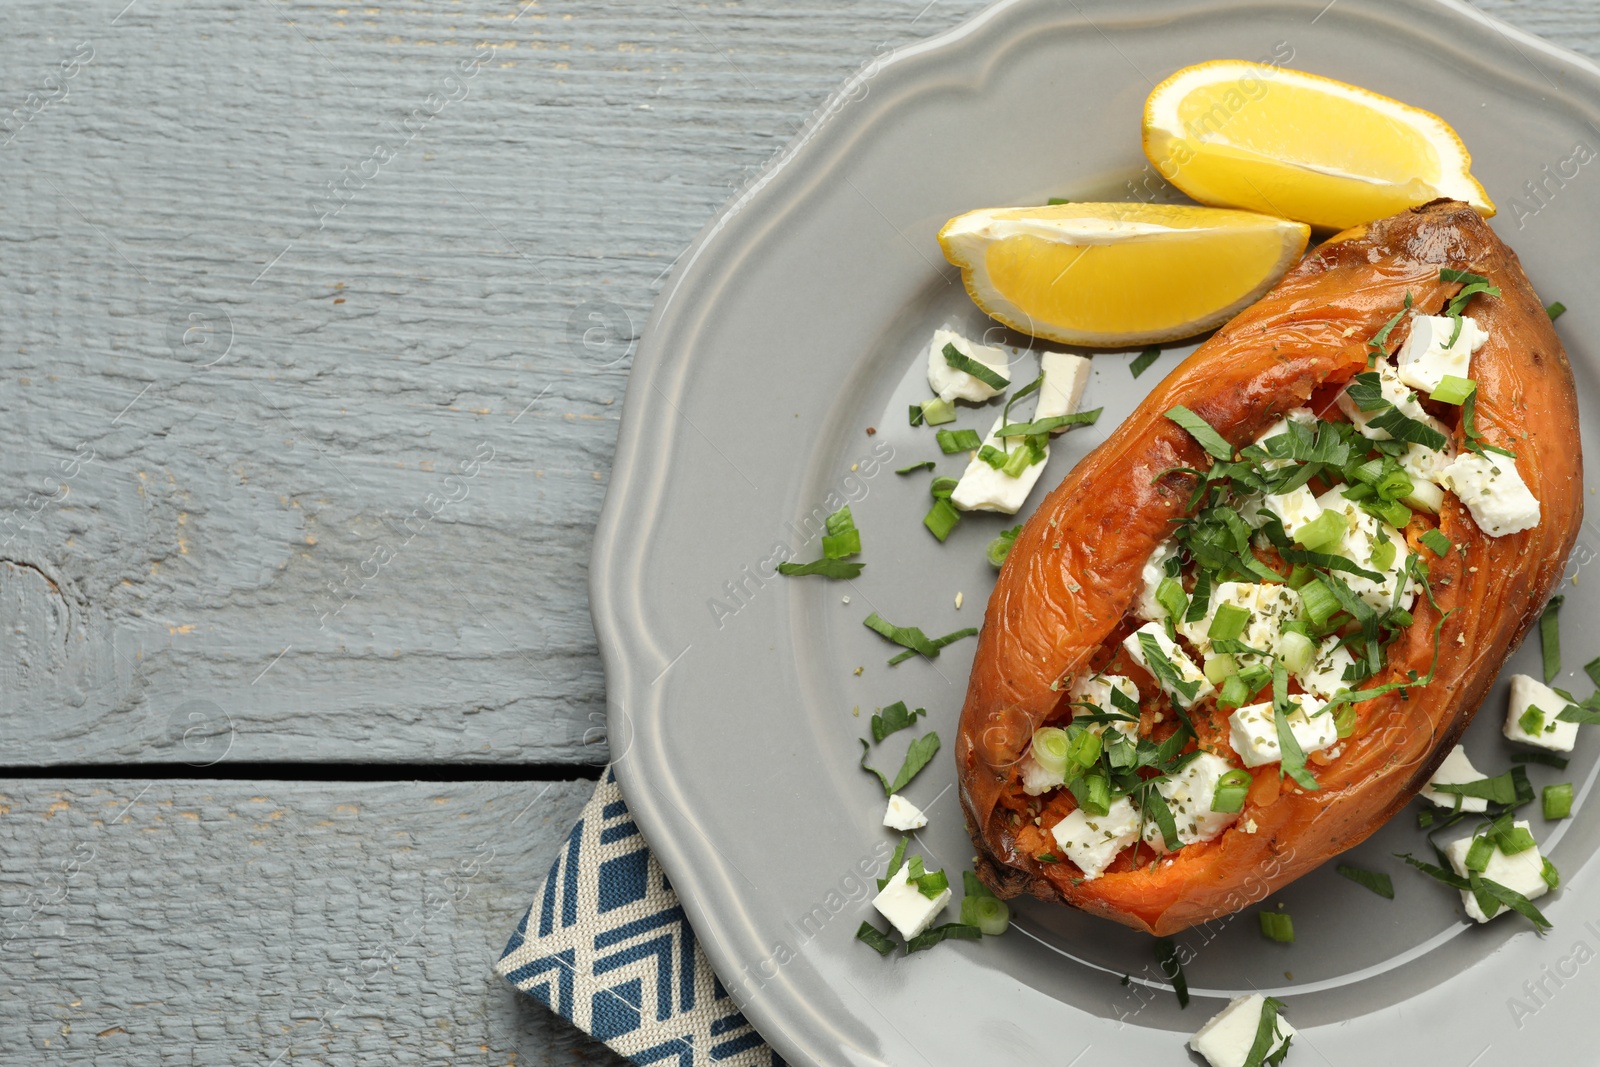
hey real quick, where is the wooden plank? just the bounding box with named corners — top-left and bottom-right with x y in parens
top-left (0, 778), bottom-right (630, 1065)
top-left (0, 0), bottom-right (989, 765)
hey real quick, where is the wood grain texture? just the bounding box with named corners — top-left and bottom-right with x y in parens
top-left (0, 779), bottom-right (629, 1065)
top-left (0, 0), bottom-right (992, 766)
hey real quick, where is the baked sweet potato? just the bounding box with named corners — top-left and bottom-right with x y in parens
top-left (956, 199), bottom-right (1582, 935)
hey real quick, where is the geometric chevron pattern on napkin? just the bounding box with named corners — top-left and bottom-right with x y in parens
top-left (495, 769), bottom-right (785, 1067)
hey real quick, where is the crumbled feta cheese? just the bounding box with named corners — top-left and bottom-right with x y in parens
top-left (1176, 582), bottom-right (1302, 663)
top-left (1050, 796), bottom-right (1140, 880)
top-left (1419, 743), bottom-right (1490, 813)
top-left (1400, 439), bottom-right (1455, 514)
top-left (882, 794), bottom-right (928, 831)
top-left (1261, 484), bottom-right (1323, 539)
top-left (1069, 673), bottom-right (1140, 740)
top-left (1296, 635), bottom-right (1355, 700)
top-left (1312, 487), bottom-right (1415, 611)
top-left (1228, 696), bottom-right (1338, 768)
top-left (1336, 359), bottom-right (1448, 443)
top-left (1123, 622), bottom-right (1214, 708)
top-left (1395, 314), bottom-right (1488, 393)
top-left (1135, 541), bottom-right (1178, 621)
top-left (950, 415), bottom-right (1048, 514)
top-left (926, 328), bottom-right (1011, 402)
top-left (1441, 452), bottom-right (1541, 537)
top-left (1141, 751), bottom-right (1241, 852)
top-left (871, 864), bottom-right (951, 939)
top-left (1018, 753), bottom-right (1063, 796)
top-left (1190, 994), bottom-right (1296, 1067)
top-left (1504, 673), bottom-right (1579, 752)
top-left (1443, 819), bottom-right (1549, 923)
top-left (1034, 351), bottom-right (1091, 425)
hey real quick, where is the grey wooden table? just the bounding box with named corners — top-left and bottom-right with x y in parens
top-left (0, 0), bottom-right (1592, 1062)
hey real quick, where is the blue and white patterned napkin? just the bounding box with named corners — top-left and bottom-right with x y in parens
top-left (495, 769), bottom-right (784, 1067)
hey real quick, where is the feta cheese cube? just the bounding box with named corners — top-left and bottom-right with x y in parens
top-left (926, 328), bottom-right (1011, 403)
top-left (1504, 674), bottom-right (1579, 752)
top-left (1124, 622), bottom-right (1214, 708)
top-left (950, 415), bottom-right (1048, 514)
top-left (1018, 753), bottom-right (1064, 796)
top-left (1034, 351), bottom-right (1091, 426)
top-left (1312, 487), bottom-right (1415, 611)
top-left (1296, 635), bottom-right (1355, 700)
top-left (882, 794), bottom-right (928, 830)
top-left (1262, 485), bottom-right (1323, 539)
top-left (1050, 796), bottom-right (1140, 880)
top-left (1336, 359), bottom-right (1448, 443)
top-left (1228, 696), bottom-right (1338, 768)
top-left (1190, 994), bottom-right (1296, 1067)
top-left (1395, 313), bottom-right (1488, 393)
top-left (1443, 819), bottom-right (1549, 923)
top-left (1135, 541), bottom-right (1178, 621)
top-left (1400, 439), bottom-right (1455, 514)
top-left (1176, 582), bottom-right (1302, 664)
top-left (1069, 673), bottom-right (1140, 740)
top-left (1141, 751), bottom-right (1242, 852)
top-left (1441, 452), bottom-right (1541, 538)
top-left (871, 864), bottom-right (951, 940)
top-left (1419, 743), bottom-right (1490, 813)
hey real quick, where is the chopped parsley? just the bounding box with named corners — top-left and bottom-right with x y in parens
top-left (1129, 346), bottom-right (1161, 378)
top-left (858, 732), bottom-right (941, 795)
top-left (1154, 938), bottom-right (1190, 1009)
top-left (942, 342), bottom-right (1009, 390)
top-left (777, 504), bottom-right (864, 578)
top-left (1335, 864), bottom-right (1394, 899)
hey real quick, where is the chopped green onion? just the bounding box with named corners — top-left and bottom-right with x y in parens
top-left (1067, 726), bottom-right (1103, 772)
top-left (1164, 405), bottom-right (1234, 461)
top-left (1514, 750), bottom-right (1570, 770)
top-left (1208, 603), bottom-right (1250, 642)
top-left (1286, 564), bottom-right (1314, 589)
top-left (942, 342), bottom-right (1009, 390)
top-left (1547, 301), bottom-right (1567, 321)
top-left (909, 404), bottom-right (925, 427)
top-left (1520, 704), bottom-right (1546, 737)
top-left (1369, 538), bottom-right (1397, 574)
top-left (1211, 768), bottom-right (1252, 813)
top-left (776, 558), bottom-right (864, 578)
top-left (1336, 864), bottom-right (1394, 899)
top-left (923, 498), bottom-right (961, 542)
top-left (1153, 938), bottom-right (1190, 1009)
top-left (960, 894), bottom-right (1011, 935)
top-left (1069, 772), bottom-right (1111, 817)
top-left (905, 922), bottom-right (982, 953)
top-left (1218, 674), bottom-right (1251, 710)
top-left (1001, 444), bottom-right (1035, 478)
top-left (1046, 197), bottom-right (1071, 206)
top-left (1257, 911), bottom-right (1295, 943)
top-left (1541, 595), bottom-right (1564, 683)
top-left (977, 445), bottom-right (1007, 469)
top-left (1129, 347), bottom-right (1161, 378)
top-left (1544, 782), bottom-right (1574, 820)
top-left (1542, 858), bottom-right (1562, 890)
top-left (986, 525), bottom-right (1022, 568)
top-left (920, 397), bottom-right (957, 425)
top-left (1156, 577), bottom-right (1188, 623)
top-left (1294, 508), bottom-right (1345, 553)
top-left (1280, 630), bottom-right (1316, 676)
top-left (1204, 653), bottom-right (1239, 685)
top-left (1367, 499), bottom-right (1413, 529)
top-left (1429, 375), bottom-right (1476, 406)
top-left (1029, 727), bottom-right (1071, 779)
top-left (1464, 834), bottom-right (1495, 873)
top-left (929, 476), bottom-right (958, 500)
top-left (1299, 578), bottom-right (1340, 628)
top-left (854, 921), bottom-right (897, 956)
top-left (1419, 529), bottom-right (1451, 557)
top-left (936, 428), bottom-right (983, 454)
top-left (1350, 458), bottom-right (1386, 485)
top-left (913, 868), bottom-right (949, 899)
top-left (895, 460), bottom-right (936, 475)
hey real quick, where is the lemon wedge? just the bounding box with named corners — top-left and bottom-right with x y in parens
top-left (1143, 60), bottom-right (1494, 230)
top-left (937, 203), bottom-right (1310, 347)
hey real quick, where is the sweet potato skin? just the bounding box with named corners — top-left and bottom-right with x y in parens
top-left (956, 200), bottom-right (1583, 935)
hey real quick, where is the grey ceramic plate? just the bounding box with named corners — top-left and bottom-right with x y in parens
top-left (594, 1), bottom-right (1600, 1062)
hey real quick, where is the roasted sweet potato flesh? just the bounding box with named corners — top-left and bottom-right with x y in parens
top-left (956, 200), bottom-right (1583, 935)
